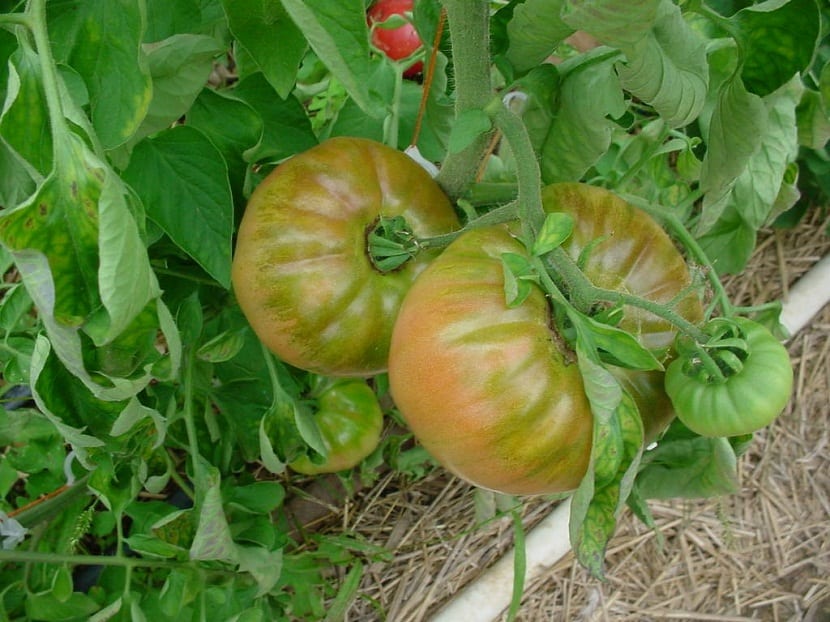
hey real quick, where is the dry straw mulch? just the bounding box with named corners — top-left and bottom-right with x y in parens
top-left (302, 207), bottom-right (830, 622)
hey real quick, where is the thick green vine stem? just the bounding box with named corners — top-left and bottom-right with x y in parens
top-left (434, 0), bottom-right (495, 200)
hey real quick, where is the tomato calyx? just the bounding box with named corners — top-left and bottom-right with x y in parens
top-left (673, 317), bottom-right (750, 384)
top-left (366, 215), bottom-right (420, 273)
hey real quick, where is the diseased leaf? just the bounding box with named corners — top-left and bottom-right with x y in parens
top-left (0, 132), bottom-right (156, 335)
top-left (47, 0), bottom-right (153, 149)
top-left (0, 139), bottom-right (38, 209)
top-left (731, 0), bottom-right (821, 98)
top-left (570, 387), bottom-right (644, 579)
top-left (0, 43), bottom-right (52, 175)
top-left (190, 467), bottom-right (239, 563)
top-left (122, 125), bottom-right (234, 287)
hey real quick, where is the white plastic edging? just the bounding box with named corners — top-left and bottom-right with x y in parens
top-left (430, 254), bottom-right (830, 622)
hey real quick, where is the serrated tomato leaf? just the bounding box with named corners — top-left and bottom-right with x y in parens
top-left (123, 125), bottom-right (234, 288)
top-left (279, 0), bottom-right (381, 118)
top-left (505, 0), bottom-right (572, 74)
top-left (223, 0), bottom-right (307, 98)
top-left (135, 34), bottom-right (224, 142)
top-left (232, 72), bottom-right (318, 164)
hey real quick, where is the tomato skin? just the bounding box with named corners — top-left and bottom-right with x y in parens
top-left (665, 318), bottom-right (793, 437)
top-left (232, 137), bottom-right (458, 377)
top-left (289, 379), bottom-right (384, 475)
top-left (388, 183), bottom-right (703, 495)
top-left (368, 0), bottom-right (424, 78)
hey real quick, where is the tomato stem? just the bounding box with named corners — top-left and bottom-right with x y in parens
top-left (415, 201), bottom-right (520, 249)
top-left (434, 0), bottom-right (496, 200)
top-left (620, 193), bottom-right (736, 318)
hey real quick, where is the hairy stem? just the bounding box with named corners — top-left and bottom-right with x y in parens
top-left (435, 0), bottom-right (495, 200)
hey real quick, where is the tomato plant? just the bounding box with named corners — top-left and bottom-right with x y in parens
top-left (232, 136), bottom-right (458, 377)
top-left (665, 317), bottom-right (794, 437)
top-left (289, 378), bottom-right (384, 475)
top-left (388, 183), bottom-right (703, 496)
top-left (367, 0), bottom-right (424, 78)
top-left (0, 0), bottom-right (821, 615)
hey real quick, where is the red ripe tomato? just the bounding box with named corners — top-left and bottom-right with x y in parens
top-left (368, 0), bottom-right (424, 78)
top-left (388, 183), bottom-right (703, 495)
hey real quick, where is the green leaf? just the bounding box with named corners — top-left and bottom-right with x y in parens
top-left (796, 87), bottom-right (830, 151)
top-left (186, 87), bottom-right (263, 200)
top-left (232, 72), bottom-right (318, 163)
top-left (731, 0), bottom-right (821, 98)
top-left (448, 109), bottom-right (492, 155)
top-left (47, 0), bottom-right (153, 149)
top-left (0, 43), bottom-right (52, 176)
top-left (506, 0), bottom-right (572, 74)
top-left (615, 0), bottom-right (708, 127)
top-left (562, 0), bottom-right (661, 48)
top-left (123, 125), bottom-right (234, 287)
top-left (134, 34), bottom-right (224, 141)
top-left (223, 0), bottom-right (307, 98)
top-left (225, 481), bottom-right (286, 514)
top-left (531, 212), bottom-right (574, 256)
top-left (323, 561), bottom-right (363, 622)
top-left (279, 0), bottom-right (381, 118)
top-left (717, 76), bottom-right (802, 230)
top-left (238, 545), bottom-right (284, 597)
top-left (698, 70), bottom-right (767, 232)
top-left (143, 0), bottom-right (204, 41)
top-left (540, 51), bottom-right (626, 183)
top-left (696, 203), bottom-right (757, 275)
top-left (197, 329), bottom-right (247, 363)
top-left (25, 591), bottom-right (101, 621)
top-left (125, 533), bottom-right (188, 559)
top-left (501, 252), bottom-right (537, 308)
top-left (637, 420), bottom-right (740, 499)
top-left (571, 312), bottom-right (663, 371)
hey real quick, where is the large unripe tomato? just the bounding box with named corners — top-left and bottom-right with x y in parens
top-left (388, 183), bottom-right (703, 495)
top-left (232, 137), bottom-right (458, 377)
top-left (367, 0), bottom-right (424, 78)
